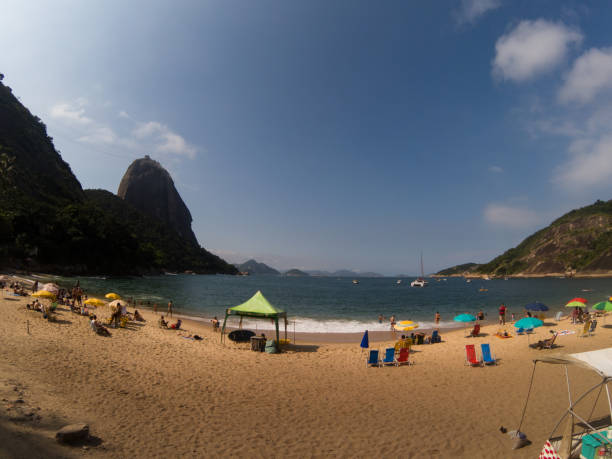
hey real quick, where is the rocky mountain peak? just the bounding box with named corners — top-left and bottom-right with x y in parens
top-left (117, 156), bottom-right (198, 246)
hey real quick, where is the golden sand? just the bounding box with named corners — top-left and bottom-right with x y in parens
top-left (1, 290), bottom-right (610, 458)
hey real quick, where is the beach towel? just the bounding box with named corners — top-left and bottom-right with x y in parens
top-left (539, 440), bottom-right (562, 459)
top-left (556, 330), bottom-right (575, 336)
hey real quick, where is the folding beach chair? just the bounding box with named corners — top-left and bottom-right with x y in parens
top-left (525, 328), bottom-right (534, 334)
top-left (382, 348), bottom-right (396, 366)
top-left (431, 330), bottom-right (441, 343)
top-left (516, 327), bottom-right (525, 335)
top-left (554, 311), bottom-right (563, 322)
top-left (530, 332), bottom-right (558, 349)
top-left (465, 344), bottom-right (482, 367)
top-left (366, 349), bottom-right (380, 368)
top-left (395, 347), bottom-right (411, 366)
top-left (468, 324), bottom-right (480, 338)
top-left (588, 319), bottom-right (597, 336)
top-left (480, 343), bottom-right (496, 365)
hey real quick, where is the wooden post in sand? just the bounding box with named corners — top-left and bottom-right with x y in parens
top-left (26, 320), bottom-right (30, 335)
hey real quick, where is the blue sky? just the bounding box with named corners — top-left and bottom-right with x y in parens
top-left (2, 0), bottom-right (612, 275)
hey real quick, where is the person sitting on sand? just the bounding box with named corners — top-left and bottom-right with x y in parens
top-left (90, 315), bottom-right (111, 337)
top-left (169, 319), bottom-right (182, 330)
top-left (211, 316), bottom-right (219, 331)
top-left (159, 315), bottom-right (168, 328)
top-left (133, 310), bottom-right (145, 322)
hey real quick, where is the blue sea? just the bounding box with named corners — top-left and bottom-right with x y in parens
top-left (34, 274), bottom-right (612, 333)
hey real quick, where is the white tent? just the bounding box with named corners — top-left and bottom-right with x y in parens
top-left (522, 348), bottom-right (612, 459)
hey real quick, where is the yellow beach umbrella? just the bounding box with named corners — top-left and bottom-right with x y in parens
top-left (397, 320), bottom-right (419, 331)
top-left (32, 290), bottom-right (56, 299)
top-left (84, 298), bottom-right (106, 307)
top-left (105, 292), bottom-right (121, 300)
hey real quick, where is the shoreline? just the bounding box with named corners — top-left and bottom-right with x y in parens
top-left (1, 289), bottom-right (610, 457)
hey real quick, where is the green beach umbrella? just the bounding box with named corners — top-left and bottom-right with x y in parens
top-left (592, 301), bottom-right (612, 311)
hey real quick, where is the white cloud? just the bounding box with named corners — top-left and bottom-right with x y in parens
top-left (77, 126), bottom-right (116, 144)
top-left (456, 0), bottom-right (501, 24)
top-left (492, 20), bottom-right (582, 82)
top-left (484, 203), bottom-right (542, 228)
top-left (559, 47), bottom-right (612, 104)
top-left (133, 121), bottom-right (196, 158)
top-left (118, 110), bottom-right (130, 119)
top-left (554, 135), bottom-right (612, 186)
top-left (50, 101), bottom-right (92, 125)
top-left (488, 165), bottom-right (503, 173)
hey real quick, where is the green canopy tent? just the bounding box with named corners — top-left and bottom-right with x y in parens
top-left (221, 291), bottom-right (287, 349)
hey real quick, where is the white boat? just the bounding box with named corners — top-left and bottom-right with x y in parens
top-left (352, 279), bottom-right (359, 285)
top-left (396, 279), bottom-right (402, 285)
top-left (410, 253), bottom-right (428, 287)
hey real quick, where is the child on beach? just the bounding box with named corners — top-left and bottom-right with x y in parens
top-left (211, 316), bottom-right (220, 331)
top-left (435, 312), bottom-right (440, 324)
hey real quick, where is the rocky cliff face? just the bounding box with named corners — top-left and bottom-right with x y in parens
top-left (118, 156), bottom-right (198, 246)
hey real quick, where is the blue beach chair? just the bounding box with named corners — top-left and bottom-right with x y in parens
top-left (431, 330), bottom-right (441, 343)
top-left (382, 348), bottom-right (396, 366)
top-left (481, 343), bottom-right (496, 365)
top-left (525, 328), bottom-right (534, 334)
top-left (366, 349), bottom-right (380, 368)
top-left (516, 328), bottom-right (525, 335)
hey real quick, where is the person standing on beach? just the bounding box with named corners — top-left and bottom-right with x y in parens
top-left (435, 312), bottom-right (440, 324)
top-left (477, 310), bottom-right (484, 321)
top-left (153, 303), bottom-right (158, 315)
top-left (499, 303), bottom-right (507, 325)
top-left (378, 314), bottom-right (384, 324)
top-left (389, 315), bottom-right (396, 330)
top-left (168, 300), bottom-right (173, 318)
top-left (32, 281), bottom-right (38, 292)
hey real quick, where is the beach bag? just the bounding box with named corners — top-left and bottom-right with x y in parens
top-left (264, 340), bottom-right (278, 354)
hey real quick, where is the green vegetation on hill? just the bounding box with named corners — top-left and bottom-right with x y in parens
top-left (236, 259), bottom-right (280, 275)
top-left (435, 263), bottom-right (479, 276)
top-left (477, 199), bottom-right (612, 276)
top-left (0, 78), bottom-right (237, 275)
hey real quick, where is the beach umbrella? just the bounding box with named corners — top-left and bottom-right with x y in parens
top-left (566, 300), bottom-right (587, 308)
top-left (514, 317), bottom-right (544, 329)
top-left (360, 330), bottom-right (369, 349)
top-left (396, 320), bottom-right (419, 331)
top-left (105, 292), bottom-right (121, 300)
top-left (32, 290), bottom-right (56, 299)
top-left (569, 297), bottom-right (587, 304)
top-left (525, 302), bottom-right (549, 312)
top-left (41, 283), bottom-right (60, 294)
top-left (454, 314), bottom-right (476, 334)
top-left (592, 301), bottom-right (612, 312)
top-left (454, 314), bottom-right (476, 323)
top-left (84, 298), bottom-right (106, 307)
top-left (514, 317), bottom-right (543, 346)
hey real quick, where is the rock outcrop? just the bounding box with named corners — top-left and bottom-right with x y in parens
top-left (236, 259), bottom-right (280, 275)
top-left (118, 156), bottom-right (198, 246)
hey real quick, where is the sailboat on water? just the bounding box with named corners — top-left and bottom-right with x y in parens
top-left (410, 253), bottom-right (428, 288)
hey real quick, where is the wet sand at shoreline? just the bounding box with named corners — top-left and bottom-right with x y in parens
top-left (1, 287), bottom-right (611, 458)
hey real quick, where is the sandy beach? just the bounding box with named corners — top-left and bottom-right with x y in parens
top-left (1, 287), bottom-right (611, 458)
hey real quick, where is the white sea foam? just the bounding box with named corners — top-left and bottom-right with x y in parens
top-left (186, 315), bottom-right (464, 334)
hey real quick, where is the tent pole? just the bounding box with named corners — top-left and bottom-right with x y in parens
top-left (275, 317), bottom-right (279, 352)
top-left (221, 312), bottom-right (229, 344)
top-left (605, 381), bottom-right (612, 423)
top-left (284, 315), bottom-right (287, 341)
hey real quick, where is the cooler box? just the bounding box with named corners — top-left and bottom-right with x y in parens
top-left (580, 433), bottom-right (609, 459)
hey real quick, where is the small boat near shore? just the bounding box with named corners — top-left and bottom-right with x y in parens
top-left (352, 279), bottom-right (359, 285)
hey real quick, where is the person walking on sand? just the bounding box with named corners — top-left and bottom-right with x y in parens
top-left (435, 311), bottom-right (440, 324)
top-left (499, 303), bottom-right (507, 325)
top-left (168, 300), bottom-right (174, 318)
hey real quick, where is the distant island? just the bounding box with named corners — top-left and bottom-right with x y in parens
top-left (235, 259), bottom-right (280, 275)
top-left (284, 269), bottom-right (309, 277)
top-left (436, 199), bottom-right (612, 278)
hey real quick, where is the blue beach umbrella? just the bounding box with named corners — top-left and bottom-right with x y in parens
top-left (454, 314), bottom-right (477, 323)
top-left (525, 302), bottom-right (549, 312)
top-left (514, 317), bottom-right (544, 329)
top-left (514, 317), bottom-right (544, 346)
top-left (454, 314), bottom-right (477, 334)
top-left (360, 330), bottom-right (369, 349)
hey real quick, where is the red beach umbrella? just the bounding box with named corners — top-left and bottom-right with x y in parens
top-left (568, 297), bottom-right (587, 304)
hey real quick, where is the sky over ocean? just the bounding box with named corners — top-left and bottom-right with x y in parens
top-left (1, 1), bottom-right (612, 275)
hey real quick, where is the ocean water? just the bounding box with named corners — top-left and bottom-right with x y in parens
top-left (37, 274), bottom-right (612, 333)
